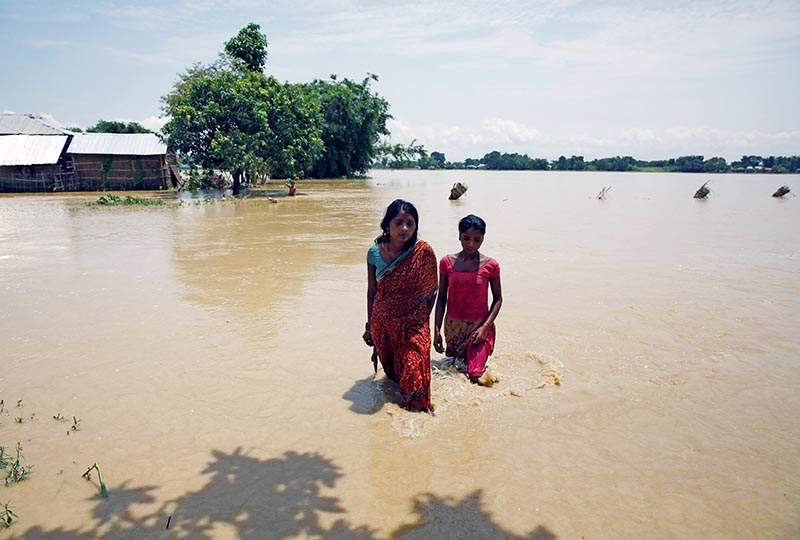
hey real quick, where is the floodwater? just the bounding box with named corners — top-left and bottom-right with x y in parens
top-left (1, 170), bottom-right (798, 539)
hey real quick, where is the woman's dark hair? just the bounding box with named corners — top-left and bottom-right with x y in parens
top-left (377, 199), bottom-right (419, 249)
top-left (458, 214), bottom-right (486, 235)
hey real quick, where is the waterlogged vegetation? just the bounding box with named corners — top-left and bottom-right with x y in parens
top-left (1, 501), bottom-right (18, 529)
top-left (87, 194), bottom-right (167, 207)
top-left (1, 398), bottom-right (98, 529)
top-left (81, 463), bottom-right (108, 499)
top-left (1, 443), bottom-right (32, 487)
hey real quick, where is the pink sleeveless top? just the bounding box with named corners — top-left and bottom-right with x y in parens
top-left (439, 256), bottom-right (500, 321)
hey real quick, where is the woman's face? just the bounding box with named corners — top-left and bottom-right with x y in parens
top-left (459, 228), bottom-right (484, 255)
top-left (389, 210), bottom-right (416, 243)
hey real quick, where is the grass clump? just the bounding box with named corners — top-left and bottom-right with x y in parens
top-left (1, 501), bottom-right (18, 529)
top-left (1, 443), bottom-right (32, 486)
top-left (82, 463), bottom-right (108, 498)
top-left (88, 194), bottom-right (165, 206)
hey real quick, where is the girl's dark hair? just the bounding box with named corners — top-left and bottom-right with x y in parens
top-left (377, 199), bottom-right (419, 249)
top-left (458, 214), bottom-right (486, 235)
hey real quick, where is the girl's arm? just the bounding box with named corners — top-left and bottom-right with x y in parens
top-left (433, 272), bottom-right (449, 353)
top-left (472, 274), bottom-right (503, 344)
top-left (363, 264), bottom-right (377, 344)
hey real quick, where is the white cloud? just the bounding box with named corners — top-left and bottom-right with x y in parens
top-left (38, 113), bottom-right (67, 128)
top-left (482, 118), bottom-right (542, 144)
top-left (139, 116), bottom-right (169, 132)
top-left (624, 128), bottom-right (661, 144)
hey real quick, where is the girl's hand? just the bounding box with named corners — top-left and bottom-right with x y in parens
top-left (433, 332), bottom-right (444, 354)
top-left (362, 329), bottom-right (374, 347)
top-left (471, 325), bottom-right (489, 345)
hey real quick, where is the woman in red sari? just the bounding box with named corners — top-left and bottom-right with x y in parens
top-left (362, 199), bottom-right (438, 414)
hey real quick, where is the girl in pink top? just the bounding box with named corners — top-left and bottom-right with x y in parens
top-left (434, 215), bottom-right (503, 383)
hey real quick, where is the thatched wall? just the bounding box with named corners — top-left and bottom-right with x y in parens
top-left (0, 164), bottom-right (76, 192)
top-left (71, 154), bottom-right (173, 191)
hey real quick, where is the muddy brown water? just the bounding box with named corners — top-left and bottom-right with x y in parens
top-left (1, 170), bottom-right (799, 539)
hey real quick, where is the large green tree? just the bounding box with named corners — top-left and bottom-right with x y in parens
top-left (162, 23), bottom-right (392, 188)
top-left (161, 24), bottom-right (322, 194)
top-left (308, 74), bottom-right (391, 178)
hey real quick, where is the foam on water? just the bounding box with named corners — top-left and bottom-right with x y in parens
top-left (381, 351), bottom-right (564, 437)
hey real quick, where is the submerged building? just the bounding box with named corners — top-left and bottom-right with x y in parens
top-left (0, 114), bottom-right (73, 192)
top-left (0, 114), bottom-right (179, 192)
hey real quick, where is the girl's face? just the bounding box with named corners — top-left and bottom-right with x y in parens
top-left (459, 228), bottom-right (484, 255)
top-left (389, 210), bottom-right (416, 243)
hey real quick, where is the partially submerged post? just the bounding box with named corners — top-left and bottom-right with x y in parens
top-left (772, 185), bottom-right (791, 198)
top-left (694, 181), bottom-right (710, 199)
top-left (449, 182), bottom-right (468, 200)
top-left (597, 186), bottom-right (611, 199)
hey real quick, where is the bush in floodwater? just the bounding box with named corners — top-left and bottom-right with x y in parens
top-left (88, 194), bottom-right (165, 206)
top-left (1, 443), bottom-right (32, 487)
top-left (1, 501), bottom-right (18, 529)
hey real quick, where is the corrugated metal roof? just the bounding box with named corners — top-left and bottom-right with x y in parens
top-left (67, 133), bottom-right (166, 156)
top-left (0, 135), bottom-right (69, 166)
top-left (0, 114), bottom-right (71, 135)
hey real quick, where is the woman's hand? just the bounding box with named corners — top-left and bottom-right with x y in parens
top-left (433, 332), bottom-right (444, 354)
top-left (362, 329), bottom-right (374, 347)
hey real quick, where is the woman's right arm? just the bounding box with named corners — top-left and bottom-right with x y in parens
top-left (433, 271), bottom-right (448, 353)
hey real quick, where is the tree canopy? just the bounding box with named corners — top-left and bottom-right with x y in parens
top-left (160, 23), bottom-right (391, 191)
top-left (224, 23), bottom-right (268, 73)
top-left (308, 74), bottom-right (390, 178)
top-left (161, 58), bottom-right (322, 193)
top-left (87, 120), bottom-right (151, 133)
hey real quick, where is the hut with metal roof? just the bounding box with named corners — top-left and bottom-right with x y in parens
top-left (66, 133), bottom-right (179, 191)
top-left (1, 114), bottom-right (179, 192)
top-left (0, 113), bottom-right (71, 136)
top-left (0, 114), bottom-right (75, 191)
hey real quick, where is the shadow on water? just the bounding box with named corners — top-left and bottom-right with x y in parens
top-left (342, 375), bottom-right (388, 414)
top-left (343, 374), bottom-right (413, 415)
top-left (20, 448), bottom-right (557, 540)
top-left (22, 448), bottom-right (374, 540)
top-left (394, 490), bottom-right (558, 540)
top-left (343, 356), bottom-right (480, 416)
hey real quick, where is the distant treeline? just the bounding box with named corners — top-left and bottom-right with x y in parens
top-left (67, 120), bottom-right (152, 134)
top-left (373, 147), bottom-right (800, 174)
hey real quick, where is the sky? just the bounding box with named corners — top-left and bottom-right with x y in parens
top-left (2, 0), bottom-right (799, 162)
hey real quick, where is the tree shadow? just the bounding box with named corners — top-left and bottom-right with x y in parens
top-left (391, 490), bottom-right (558, 540)
top-left (21, 452), bottom-right (556, 540)
top-left (22, 448), bottom-right (375, 540)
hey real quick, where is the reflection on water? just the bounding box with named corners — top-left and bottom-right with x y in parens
top-left (1, 172), bottom-right (799, 539)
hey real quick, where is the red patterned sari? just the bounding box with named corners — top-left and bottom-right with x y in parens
top-left (370, 240), bottom-right (438, 412)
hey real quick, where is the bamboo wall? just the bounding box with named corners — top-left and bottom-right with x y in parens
top-left (0, 164), bottom-right (76, 192)
top-left (71, 154), bottom-right (171, 191)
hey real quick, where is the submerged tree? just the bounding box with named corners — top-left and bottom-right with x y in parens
top-left (373, 138), bottom-right (428, 169)
top-left (161, 23), bottom-right (322, 194)
top-left (308, 74), bottom-right (391, 178)
top-left (161, 23), bottom-right (391, 189)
